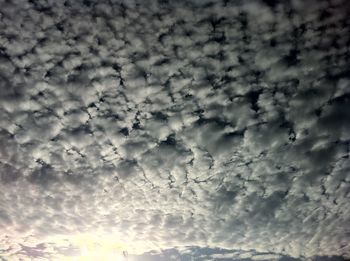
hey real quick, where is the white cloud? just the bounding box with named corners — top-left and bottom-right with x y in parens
top-left (0, 0), bottom-right (349, 260)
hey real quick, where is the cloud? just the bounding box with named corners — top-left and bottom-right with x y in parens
top-left (0, 0), bottom-right (349, 260)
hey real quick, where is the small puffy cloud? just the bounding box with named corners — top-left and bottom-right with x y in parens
top-left (0, 0), bottom-right (349, 260)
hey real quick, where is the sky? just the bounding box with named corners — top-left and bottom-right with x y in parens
top-left (0, 0), bottom-right (349, 260)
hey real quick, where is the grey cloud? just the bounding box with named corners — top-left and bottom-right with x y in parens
top-left (0, 0), bottom-right (349, 260)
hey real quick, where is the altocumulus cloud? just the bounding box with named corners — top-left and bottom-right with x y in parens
top-left (0, 0), bottom-right (349, 260)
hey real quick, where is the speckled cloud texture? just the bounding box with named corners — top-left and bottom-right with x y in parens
top-left (0, 0), bottom-right (349, 260)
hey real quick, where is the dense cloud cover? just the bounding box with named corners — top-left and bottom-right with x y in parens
top-left (0, 0), bottom-right (349, 260)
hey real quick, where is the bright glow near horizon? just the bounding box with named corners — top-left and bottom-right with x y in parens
top-left (50, 234), bottom-right (130, 260)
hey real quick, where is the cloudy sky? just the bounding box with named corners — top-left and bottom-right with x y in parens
top-left (0, 0), bottom-right (349, 260)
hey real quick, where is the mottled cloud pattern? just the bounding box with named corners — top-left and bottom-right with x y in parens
top-left (0, 0), bottom-right (349, 260)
